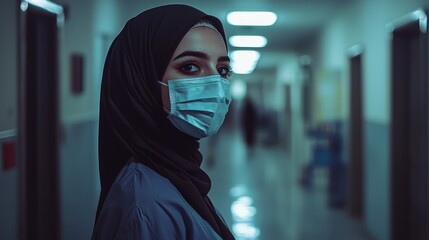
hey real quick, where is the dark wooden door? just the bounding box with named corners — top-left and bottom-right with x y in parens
top-left (390, 9), bottom-right (428, 240)
top-left (18, 2), bottom-right (63, 240)
top-left (348, 52), bottom-right (364, 218)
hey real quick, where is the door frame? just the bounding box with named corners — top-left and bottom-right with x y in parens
top-left (18, 1), bottom-right (64, 239)
top-left (347, 44), bottom-right (364, 219)
top-left (388, 8), bottom-right (428, 240)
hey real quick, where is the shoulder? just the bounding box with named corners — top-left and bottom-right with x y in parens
top-left (93, 158), bottom-right (223, 240)
top-left (97, 159), bottom-right (182, 219)
top-left (131, 161), bottom-right (223, 239)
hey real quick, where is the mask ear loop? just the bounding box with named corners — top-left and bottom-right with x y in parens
top-left (158, 81), bottom-right (171, 114)
top-left (158, 81), bottom-right (168, 87)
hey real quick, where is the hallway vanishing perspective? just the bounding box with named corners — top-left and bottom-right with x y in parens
top-left (201, 128), bottom-right (372, 240)
top-left (1, 0), bottom-right (429, 240)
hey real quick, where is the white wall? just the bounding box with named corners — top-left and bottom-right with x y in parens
top-left (0, 0), bottom-right (18, 132)
top-left (58, 0), bottom-right (120, 124)
top-left (0, 1), bottom-right (18, 240)
top-left (58, 0), bottom-right (95, 123)
top-left (0, 0), bottom-right (122, 239)
top-left (56, 1), bottom-right (121, 239)
top-left (0, 0), bottom-right (117, 128)
top-left (311, 0), bottom-right (427, 124)
top-left (0, 0), bottom-right (122, 135)
top-left (302, 0), bottom-right (428, 239)
top-left (92, 0), bottom-right (122, 119)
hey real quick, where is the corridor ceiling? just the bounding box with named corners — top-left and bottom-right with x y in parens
top-left (124, 0), bottom-right (354, 71)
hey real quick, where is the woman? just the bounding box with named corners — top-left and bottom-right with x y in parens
top-left (92, 4), bottom-right (235, 240)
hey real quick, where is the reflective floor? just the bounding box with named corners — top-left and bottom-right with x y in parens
top-left (200, 128), bottom-right (373, 240)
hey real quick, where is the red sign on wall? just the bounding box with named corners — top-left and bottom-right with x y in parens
top-left (2, 140), bottom-right (16, 170)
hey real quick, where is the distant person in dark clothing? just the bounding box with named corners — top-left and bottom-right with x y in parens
top-left (241, 95), bottom-right (257, 154)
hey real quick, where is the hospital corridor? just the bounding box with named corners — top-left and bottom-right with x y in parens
top-left (1, 0), bottom-right (429, 239)
top-left (201, 126), bottom-right (372, 240)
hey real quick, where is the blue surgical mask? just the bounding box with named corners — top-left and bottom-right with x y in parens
top-left (159, 75), bottom-right (231, 138)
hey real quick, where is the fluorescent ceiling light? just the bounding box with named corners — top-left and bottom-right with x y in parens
top-left (230, 50), bottom-right (260, 74)
top-left (229, 35), bottom-right (267, 48)
top-left (227, 11), bottom-right (277, 26)
top-left (232, 63), bottom-right (256, 74)
top-left (231, 50), bottom-right (261, 62)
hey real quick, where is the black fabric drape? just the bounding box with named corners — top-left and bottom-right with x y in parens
top-left (95, 4), bottom-right (234, 240)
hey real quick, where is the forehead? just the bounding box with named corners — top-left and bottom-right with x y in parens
top-left (172, 27), bottom-right (227, 58)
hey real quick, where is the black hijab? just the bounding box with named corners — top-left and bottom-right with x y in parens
top-left (96, 4), bottom-right (235, 239)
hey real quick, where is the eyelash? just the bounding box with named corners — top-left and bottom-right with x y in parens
top-left (219, 66), bottom-right (233, 78)
top-left (178, 59), bottom-right (198, 71)
top-left (178, 61), bottom-right (232, 78)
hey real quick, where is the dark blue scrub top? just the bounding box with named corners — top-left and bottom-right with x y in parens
top-left (92, 158), bottom-right (224, 240)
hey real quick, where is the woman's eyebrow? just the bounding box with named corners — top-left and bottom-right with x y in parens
top-left (173, 51), bottom-right (208, 60)
top-left (173, 51), bottom-right (230, 62)
top-left (218, 56), bottom-right (230, 62)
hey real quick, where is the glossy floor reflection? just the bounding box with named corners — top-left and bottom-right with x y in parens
top-left (201, 129), bottom-right (372, 240)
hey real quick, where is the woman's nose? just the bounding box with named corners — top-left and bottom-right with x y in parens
top-left (203, 63), bottom-right (219, 76)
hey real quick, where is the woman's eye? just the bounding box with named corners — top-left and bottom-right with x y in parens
top-left (218, 66), bottom-right (232, 78)
top-left (181, 64), bottom-right (199, 73)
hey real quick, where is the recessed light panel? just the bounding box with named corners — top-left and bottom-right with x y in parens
top-left (230, 50), bottom-right (261, 74)
top-left (229, 35), bottom-right (267, 48)
top-left (227, 11), bottom-right (277, 26)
